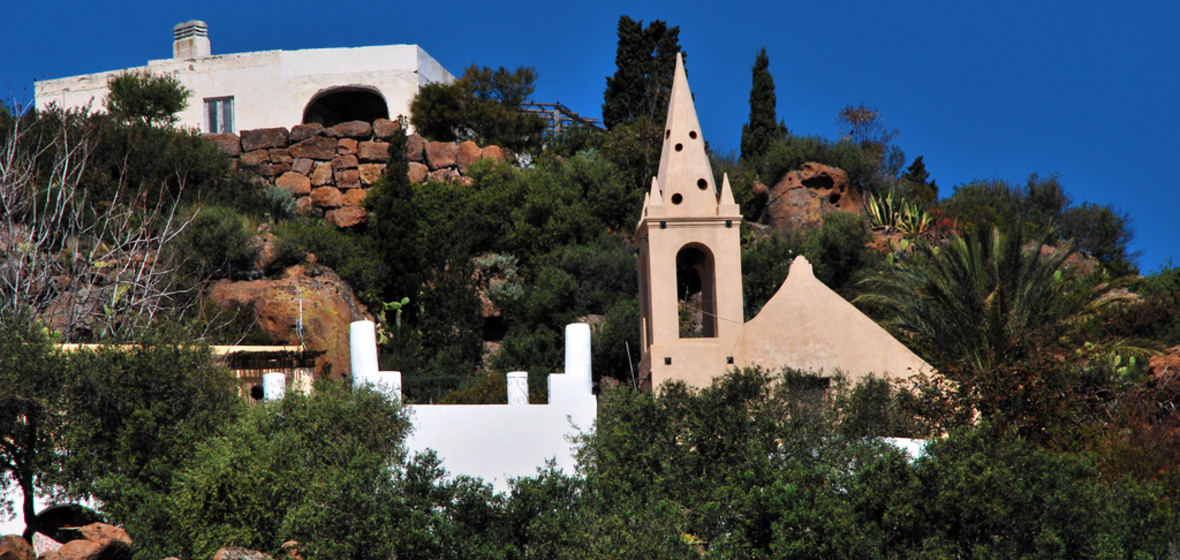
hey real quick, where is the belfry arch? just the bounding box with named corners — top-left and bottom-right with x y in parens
top-left (302, 86), bottom-right (389, 127)
top-left (676, 244), bottom-right (717, 338)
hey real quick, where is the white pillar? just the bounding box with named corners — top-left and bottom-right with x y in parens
top-left (262, 372), bottom-right (286, 401)
top-left (564, 323), bottom-right (592, 394)
top-left (350, 320), bottom-right (379, 379)
top-left (507, 372), bottom-right (529, 405)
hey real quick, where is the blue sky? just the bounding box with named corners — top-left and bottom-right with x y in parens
top-left (5, 0), bottom-right (1178, 271)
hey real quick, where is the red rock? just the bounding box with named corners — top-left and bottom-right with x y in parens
top-left (428, 168), bottom-right (459, 182)
top-left (425, 142), bottom-right (457, 170)
top-left (479, 145), bottom-right (505, 163)
top-left (203, 133), bottom-right (241, 156)
top-left (276, 172), bottom-right (312, 197)
top-left (334, 169), bottom-right (361, 190)
top-left (257, 163), bottom-right (291, 178)
top-left (56, 540), bottom-right (102, 560)
top-left (78, 523), bottom-right (132, 548)
top-left (288, 136), bottom-right (337, 160)
top-left (310, 163), bottom-right (334, 186)
top-left (343, 188), bottom-right (367, 206)
top-left (456, 141), bottom-right (481, 173)
top-left (357, 141), bottom-right (391, 162)
top-left (240, 128), bottom-right (290, 152)
top-left (0, 535), bottom-right (34, 560)
top-left (268, 148), bottom-right (293, 165)
top-left (405, 134), bottom-right (426, 162)
top-left (372, 118), bottom-right (399, 139)
top-left (295, 196), bottom-right (315, 215)
top-left (239, 150), bottom-right (269, 166)
top-left (327, 206), bottom-right (368, 228)
top-left (763, 162), bottom-right (858, 230)
top-left (407, 162), bottom-right (428, 183)
top-left (210, 548), bottom-right (270, 560)
top-left (332, 155), bottom-right (359, 170)
top-left (330, 121), bottom-right (372, 139)
top-left (336, 138), bottom-right (358, 155)
top-left (290, 123), bottom-right (326, 143)
top-left (311, 187), bottom-right (344, 208)
top-left (358, 163), bottom-right (383, 186)
top-left (291, 158), bottom-right (314, 175)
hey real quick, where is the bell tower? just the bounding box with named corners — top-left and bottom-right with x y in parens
top-left (636, 53), bottom-right (744, 390)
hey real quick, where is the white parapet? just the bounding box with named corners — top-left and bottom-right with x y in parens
top-left (350, 320), bottom-right (379, 378)
top-left (262, 372), bottom-right (286, 401)
top-left (507, 372), bottom-right (529, 405)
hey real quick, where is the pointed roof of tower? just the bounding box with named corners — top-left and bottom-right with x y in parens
top-left (653, 53), bottom-right (722, 216)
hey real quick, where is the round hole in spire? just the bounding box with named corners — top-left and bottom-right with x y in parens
top-left (689, 130), bottom-right (698, 139)
top-left (671, 193), bottom-right (683, 205)
top-left (697, 179), bottom-right (708, 190)
top-left (665, 130), bottom-right (671, 139)
top-left (675, 143), bottom-right (683, 152)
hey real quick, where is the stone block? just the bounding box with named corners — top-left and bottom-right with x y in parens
top-left (240, 127), bottom-right (289, 152)
top-left (330, 120), bottom-right (372, 139)
top-left (257, 163), bottom-right (291, 178)
top-left (290, 123), bottom-right (326, 143)
top-left (239, 149), bottom-right (269, 167)
top-left (334, 169), bottom-right (361, 189)
top-left (332, 154), bottom-right (359, 170)
top-left (311, 187), bottom-right (344, 208)
top-left (372, 118), bottom-right (400, 139)
top-left (288, 136), bottom-right (337, 160)
top-left (292, 158), bottom-right (315, 175)
top-left (359, 163), bottom-right (383, 185)
top-left (295, 196), bottom-right (315, 215)
top-left (405, 134), bottom-right (426, 162)
top-left (343, 188), bottom-right (368, 206)
top-left (336, 138), bottom-right (358, 155)
top-left (276, 172), bottom-right (312, 197)
top-left (480, 145), bottom-right (506, 163)
top-left (326, 206), bottom-right (368, 228)
top-left (203, 133), bottom-right (241, 156)
top-left (425, 142), bottom-right (458, 170)
top-left (408, 162), bottom-right (428, 183)
top-left (428, 168), bottom-right (459, 182)
top-left (310, 162), bottom-right (334, 186)
top-left (269, 148), bottom-right (293, 165)
top-left (357, 141), bottom-right (391, 162)
top-left (456, 141), bottom-right (481, 173)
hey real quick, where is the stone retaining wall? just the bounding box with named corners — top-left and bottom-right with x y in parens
top-left (203, 119), bottom-right (516, 228)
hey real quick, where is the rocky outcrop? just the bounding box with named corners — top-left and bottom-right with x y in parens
top-left (55, 523), bottom-right (131, 560)
top-left (204, 119), bottom-right (517, 229)
top-left (761, 162), bottom-right (862, 230)
top-left (207, 265), bottom-right (373, 378)
top-left (0, 535), bottom-right (34, 560)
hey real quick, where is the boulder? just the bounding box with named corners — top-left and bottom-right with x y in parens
top-left (357, 141), bottom-right (391, 162)
top-left (763, 162), bottom-right (860, 230)
top-left (294, 196), bottom-right (316, 215)
top-left (275, 172), bottom-right (312, 197)
top-left (211, 548), bottom-right (271, 560)
top-left (268, 148), bottom-right (293, 165)
top-left (336, 138), bottom-right (358, 155)
top-left (239, 150), bottom-right (270, 167)
top-left (310, 187), bottom-right (344, 208)
top-left (372, 119), bottom-right (399, 140)
top-left (405, 134), bottom-right (426, 162)
top-left (428, 168), bottom-right (460, 182)
top-left (55, 524), bottom-right (130, 560)
top-left (330, 121), bottom-right (372, 139)
top-left (310, 163), bottom-right (334, 186)
top-left (0, 535), bottom-right (34, 560)
top-left (240, 128), bottom-right (290, 152)
top-left (291, 158), bottom-right (314, 175)
top-left (500, 147), bottom-right (516, 165)
top-left (208, 266), bottom-right (372, 377)
top-left (289, 123), bottom-right (326, 143)
top-left (343, 188), bottom-right (367, 206)
top-left (455, 176), bottom-right (474, 187)
top-left (334, 169), bottom-right (361, 190)
top-left (203, 133), bottom-right (241, 157)
top-left (76, 524), bottom-right (130, 549)
top-left (288, 136), bottom-right (337, 160)
top-left (332, 155), bottom-right (359, 170)
top-left (456, 141), bottom-right (481, 173)
top-left (256, 163), bottom-right (291, 179)
top-left (480, 145), bottom-right (505, 163)
top-left (326, 206), bottom-right (368, 228)
top-left (358, 164), bottom-right (383, 186)
top-left (425, 142), bottom-right (457, 170)
top-left (407, 162), bottom-right (428, 183)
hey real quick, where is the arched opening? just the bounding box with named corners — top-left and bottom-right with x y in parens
top-left (302, 86), bottom-right (389, 127)
top-left (676, 245), bottom-right (717, 338)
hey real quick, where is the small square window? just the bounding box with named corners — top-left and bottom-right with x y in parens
top-left (205, 97), bottom-right (234, 134)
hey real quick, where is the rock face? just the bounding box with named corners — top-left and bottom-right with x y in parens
top-left (207, 265), bottom-right (373, 377)
top-left (762, 162), bottom-right (862, 230)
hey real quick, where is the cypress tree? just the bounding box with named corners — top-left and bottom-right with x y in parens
top-left (740, 48), bottom-right (783, 160)
top-left (602, 16), bottom-right (683, 129)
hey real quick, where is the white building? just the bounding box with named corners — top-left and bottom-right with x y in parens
top-left (34, 20), bottom-right (455, 134)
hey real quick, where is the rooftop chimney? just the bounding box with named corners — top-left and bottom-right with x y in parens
top-left (173, 20), bottom-right (211, 59)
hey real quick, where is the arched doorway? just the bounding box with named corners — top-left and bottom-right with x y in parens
top-left (302, 86), bottom-right (389, 127)
top-left (676, 245), bottom-right (717, 338)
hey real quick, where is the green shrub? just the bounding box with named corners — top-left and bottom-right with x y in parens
top-left (173, 205), bottom-right (258, 282)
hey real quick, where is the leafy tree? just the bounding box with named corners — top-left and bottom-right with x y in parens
top-left (105, 71), bottom-right (191, 127)
top-left (602, 16), bottom-right (683, 129)
top-left (740, 48), bottom-right (786, 161)
top-left (365, 125), bottom-right (423, 307)
top-left (1058, 201), bottom-right (1137, 275)
top-left (836, 103), bottom-right (903, 175)
top-left (410, 65), bottom-right (547, 152)
top-left (899, 154), bottom-right (938, 207)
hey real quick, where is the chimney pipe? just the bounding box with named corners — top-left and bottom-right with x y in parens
top-left (173, 20), bottom-right (211, 59)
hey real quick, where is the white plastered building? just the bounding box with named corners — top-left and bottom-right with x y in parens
top-left (34, 20), bottom-right (454, 134)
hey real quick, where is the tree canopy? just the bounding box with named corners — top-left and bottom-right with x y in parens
top-left (740, 48), bottom-right (786, 161)
top-left (601, 16), bottom-right (683, 129)
top-left (105, 71), bottom-right (191, 127)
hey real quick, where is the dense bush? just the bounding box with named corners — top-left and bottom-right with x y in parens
top-left (172, 205), bottom-right (259, 282)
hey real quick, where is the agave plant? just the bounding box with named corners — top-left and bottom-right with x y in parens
top-left (865, 191), bottom-right (932, 236)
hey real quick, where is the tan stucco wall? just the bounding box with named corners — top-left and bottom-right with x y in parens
top-left (34, 44), bottom-right (454, 133)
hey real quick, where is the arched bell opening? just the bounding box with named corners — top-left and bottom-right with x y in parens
top-left (676, 244), bottom-right (717, 338)
top-left (302, 86), bottom-right (389, 127)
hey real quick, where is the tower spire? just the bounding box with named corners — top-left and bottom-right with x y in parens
top-left (653, 53), bottom-right (719, 216)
